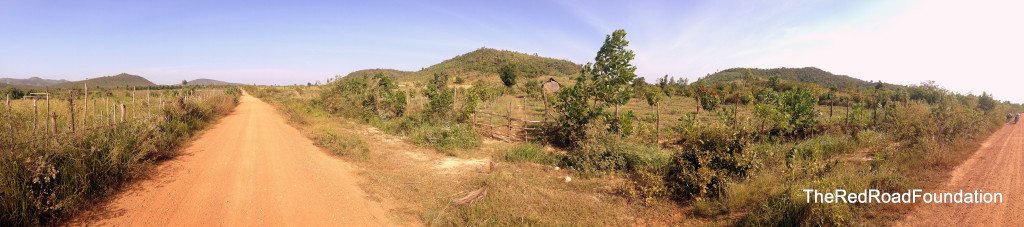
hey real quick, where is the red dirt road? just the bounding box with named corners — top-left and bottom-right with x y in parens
top-left (898, 122), bottom-right (1024, 226)
top-left (79, 93), bottom-right (392, 226)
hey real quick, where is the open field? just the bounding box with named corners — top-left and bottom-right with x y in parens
top-left (250, 86), bottom-right (694, 225)
top-left (255, 61), bottom-right (1019, 225)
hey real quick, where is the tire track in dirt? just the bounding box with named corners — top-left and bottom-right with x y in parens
top-left (898, 122), bottom-right (1024, 226)
top-left (74, 92), bottom-right (393, 226)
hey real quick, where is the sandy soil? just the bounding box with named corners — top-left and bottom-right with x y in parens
top-left (898, 122), bottom-right (1024, 226)
top-left (76, 92), bottom-right (393, 226)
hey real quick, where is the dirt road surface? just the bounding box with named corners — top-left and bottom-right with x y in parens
top-left (898, 122), bottom-right (1023, 226)
top-left (78, 92), bottom-right (393, 226)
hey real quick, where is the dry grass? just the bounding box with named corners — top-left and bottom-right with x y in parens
top-left (252, 86), bottom-right (685, 225)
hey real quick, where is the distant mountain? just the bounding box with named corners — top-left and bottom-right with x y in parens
top-left (59, 73), bottom-right (156, 88)
top-left (343, 47), bottom-right (581, 84)
top-left (0, 77), bottom-right (70, 87)
top-left (187, 78), bottom-right (241, 86)
top-left (698, 67), bottom-right (874, 89)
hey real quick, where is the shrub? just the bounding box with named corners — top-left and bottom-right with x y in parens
top-left (550, 76), bottom-right (600, 147)
top-left (779, 88), bottom-right (819, 136)
top-left (520, 79), bottom-right (542, 99)
top-left (458, 88), bottom-right (481, 123)
top-left (369, 74), bottom-right (407, 118)
top-left (754, 88), bottom-right (819, 138)
top-left (561, 125), bottom-right (670, 176)
top-left (319, 76), bottom-right (371, 119)
top-left (666, 125), bottom-right (753, 201)
top-left (621, 168), bottom-right (669, 204)
top-left (424, 73), bottom-right (455, 120)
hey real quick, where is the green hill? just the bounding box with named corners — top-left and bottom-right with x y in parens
top-left (60, 73), bottom-right (156, 88)
top-left (698, 67), bottom-right (874, 89)
top-left (344, 48), bottom-right (582, 84)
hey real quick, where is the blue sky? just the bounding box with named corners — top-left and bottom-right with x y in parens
top-left (2, 0), bottom-right (1022, 102)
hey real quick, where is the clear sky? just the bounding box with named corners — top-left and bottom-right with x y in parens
top-left (1, 0), bottom-right (1022, 102)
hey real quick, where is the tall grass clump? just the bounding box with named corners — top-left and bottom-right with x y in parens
top-left (314, 131), bottom-right (370, 157)
top-left (411, 124), bottom-right (480, 155)
top-left (503, 143), bottom-right (557, 165)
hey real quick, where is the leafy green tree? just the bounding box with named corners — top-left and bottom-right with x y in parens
top-left (459, 87), bottom-right (481, 122)
top-left (768, 75), bottom-right (781, 91)
top-left (424, 73), bottom-right (454, 119)
top-left (553, 75), bottom-right (600, 147)
top-left (693, 84), bottom-right (720, 114)
top-left (589, 29), bottom-right (637, 119)
top-left (978, 92), bottom-right (997, 112)
top-left (779, 88), bottom-right (819, 137)
top-left (844, 103), bottom-right (870, 139)
top-left (1, 87), bottom-right (26, 99)
top-left (643, 86), bottom-right (663, 107)
top-left (753, 88), bottom-right (819, 137)
top-left (370, 73), bottom-right (407, 118)
top-left (500, 63), bottom-right (517, 89)
top-left (657, 75), bottom-right (675, 97)
top-left (552, 29), bottom-right (639, 139)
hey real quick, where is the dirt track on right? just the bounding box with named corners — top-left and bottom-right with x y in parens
top-left (898, 122), bottom-right (1024, 226)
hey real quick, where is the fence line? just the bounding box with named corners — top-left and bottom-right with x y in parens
top-left (3, 87), bottom-right (228, 153)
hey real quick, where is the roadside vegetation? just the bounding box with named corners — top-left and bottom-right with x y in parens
top-left (254, 29), bottom-right (1022, 225)
top-left (0, 86), bottom-right (241, 225)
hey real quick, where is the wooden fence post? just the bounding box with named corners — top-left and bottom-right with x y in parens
top-left (69, 97), bottom-right (75, 133)
top-left (45, 94), bottom-right (50, 143)
top-left (507, 100), bottom-right (513, 141)
top-left (120, 104), bottom-right (126, 122)
top-left (84, 83), bottom-right (89, 128)
top-left (48, 112), bottom-right (54, 148)
top-left (93, 99), bottom-right (98, 126)
top-left (655, 101), bottom-right (661, 144)
top-left (111, 102), bottom-right (116, 126)
top-left (542, 92), bottom-right (549, 122)
top-left (6, 94), bottom-right (11, 147)
top-left (33, 98), bottom-right (38, 139)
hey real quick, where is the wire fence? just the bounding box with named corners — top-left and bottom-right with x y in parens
top-left (1, 86), bottom-right (229, 154)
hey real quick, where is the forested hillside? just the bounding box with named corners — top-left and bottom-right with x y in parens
top-left (58, 73), bottom-right (156, 88)
top-left (699, 67), bottom-right (878, 89)
top-left (343, 48), bottom-right (581, 84)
